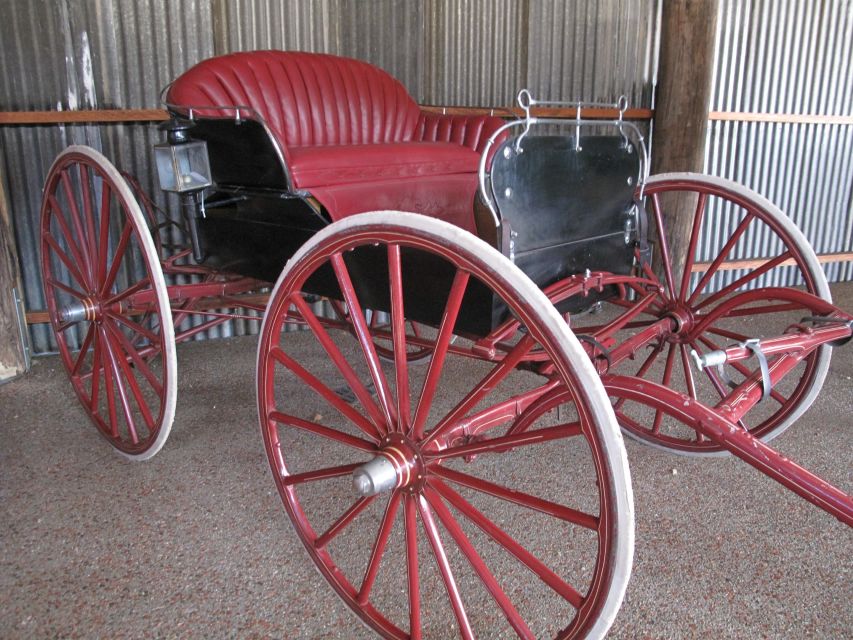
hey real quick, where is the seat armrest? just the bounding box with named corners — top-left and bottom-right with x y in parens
top-left (415, 112), bottom-right (508, 159)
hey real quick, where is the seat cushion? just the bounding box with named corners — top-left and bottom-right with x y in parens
top-left (288, 142), bottom-right (480, 188)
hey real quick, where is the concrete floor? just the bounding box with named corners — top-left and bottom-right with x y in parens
top-left (1, 284), bottom-right (851, 639)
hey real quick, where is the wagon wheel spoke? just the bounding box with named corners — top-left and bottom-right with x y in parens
top-left (59, 168), bottom-right (96, 276)
top-left (290, 294), bottom-right (387, 436)
top-left (46, 194), bottom-right (93, 290)
top-left (99, 325), bottom-right (140, 444)
top-left (70, 323), bottom-right (96, 376)
top-left (411, 270), bottom-right (470, 439)
top-left (282, 462), bottom-right (362, 487)
top-left (417, 495), bottom-right (475, 639)
top-left (432, 465), bottom-right (597, 530)
top-left (388, 244), bottom-right (412, 431)
top-left (89, 327), bottom-right (103, 412)
top-left (76, 164), bottom-right (101, 281)
top-left (331, 253), bottom-right (397, 430)
top-left (678, 191), bottom-right (707, 301)
top-left (696, 250), bottom-right (794, 311)
top-left (314, 495), bottom-right (377, 549)
top-left (404, 495), bottom-right (422, 639)
top-left (103, 276), bottom-right (151, 307)
top-left (102, 322), bottom-right (156, 432)
top-left (45, 275), bottom-right (88, 302)
top-left (43, 233), bottom-right (90, 291)
top-left (102, 317), bottom-right (164, 397)
top-left (685, 213), bottom-right (755, 306)
top-left (100, 222), bottom-right (133, 296)
top-left (423, 486), bottom-right (536, 638)
top-left (423, 334), bottom-right (536, 448)
top-left (269, 411), bottom-right (375, 452)
top-left (106, 311), bottom-right (161, 352)
top-left (651, 344), bottom-right (677, 435)
top-left (430, 477), bottom-right (585, 609)
top-left (268, 347), bottom-right (380, 443)
top-left (357, 492), bottom-right (402, 605)
top-left (97, 180), bottom-right (112, 283)
top-left (649, 192), bottom-right (677, 296)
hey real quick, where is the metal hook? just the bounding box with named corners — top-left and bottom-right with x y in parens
top-left (515, 89), bottom-right (536, 152)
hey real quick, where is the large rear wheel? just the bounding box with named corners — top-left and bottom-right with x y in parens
top-left (40, 145), bottom-right (176, 459)
top-left (257, 212), bottom-right (634, 639)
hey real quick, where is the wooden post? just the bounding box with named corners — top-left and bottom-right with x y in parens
top-left (0, 165), bottom-right (28, 381)
top-left (651, 0), bottom-right (719, 280)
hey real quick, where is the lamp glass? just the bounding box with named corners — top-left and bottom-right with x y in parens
top-left (154, 140), bottom-right (212, 193)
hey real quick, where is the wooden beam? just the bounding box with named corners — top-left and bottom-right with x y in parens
top-left (691, 252), bottom-right (853, 273)
top-left (0, 105), bottom-right (655, 126)
top-left (0, 164), bottom-right (28, 380)
top-left (708, 111), bottom-right (853, 126)
top-left (651, 0), bottom-right (720, 281)
top-left (0, 108), bottom-right (168, 125)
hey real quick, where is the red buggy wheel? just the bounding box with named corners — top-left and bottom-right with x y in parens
top-left (40, 146), bottom-right (176, 459)
top-left (601, 173), bottom-right (831, 455)
top-left (257, 212), bottom-right (633, 639)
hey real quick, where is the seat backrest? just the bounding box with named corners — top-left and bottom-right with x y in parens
top-left (166, 50), bottom-right (422, 148)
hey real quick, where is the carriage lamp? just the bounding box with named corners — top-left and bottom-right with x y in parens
top-left (155, 118), bottom-right (212, 262)
top-left (154, 119), bottom-right (212, 193)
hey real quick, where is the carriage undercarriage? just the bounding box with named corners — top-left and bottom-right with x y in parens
top-left (38, 50), bottom-right (852, 639)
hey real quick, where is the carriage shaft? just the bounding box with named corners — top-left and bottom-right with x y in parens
top-left (714, 324), bottom-right (851, 423)
top-left (692, 406), bottom-right (853, 527)
top-left (712, 324), bottom-right (850, 365)
top-left (605, 376), bottom-right (853, 526)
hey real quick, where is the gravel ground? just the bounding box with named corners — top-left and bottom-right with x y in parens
top-left (1, 284), bottom-right (851, 639)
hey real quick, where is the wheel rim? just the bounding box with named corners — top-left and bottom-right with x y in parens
top-left (257, 213), bottom-right (632, 639)
top-left (599, 174), bottom-right (831, 454)
top-left (40, 146), bottom-right (176, 459)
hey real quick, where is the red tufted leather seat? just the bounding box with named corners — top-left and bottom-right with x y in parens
top-left (167, 51), bottom-right (506, 232)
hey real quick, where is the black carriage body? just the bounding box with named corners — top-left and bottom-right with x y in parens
top-left (186, 119), bottom-right (642, 337)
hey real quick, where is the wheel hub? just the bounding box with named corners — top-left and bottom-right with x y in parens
top-left (59, 298), bottom-right (98, 323)
top-left (352, 432), bottom-right (424, 496)
top-left (663, 303), bottom-right (696, 342)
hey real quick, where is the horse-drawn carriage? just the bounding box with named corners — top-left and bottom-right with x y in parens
top-left (40, 51), bottom-right (851, 638)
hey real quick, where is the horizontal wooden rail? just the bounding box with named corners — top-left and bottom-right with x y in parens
top-left (2, 108), bottom-right (850, 126)
top-left (0, 109), bottom-right (168, 124)
top-left (708, 111), bottom-right (853, 126)
top-left (0, 106), bottom-right (654, 125)
top-left (691, 252), bottom-right (853, 273)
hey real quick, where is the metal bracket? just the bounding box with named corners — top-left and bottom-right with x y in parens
top-left (576, 334), bottom-right (612, 373)
top-left (691, 338), bottom-right (772, 402)
top-left (743, 338), bottom-right (772, 402)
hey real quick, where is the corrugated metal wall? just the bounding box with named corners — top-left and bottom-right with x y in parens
top-left (1, 0), bottom-right (658, 354)
top-left (704, 0), bottom-right (853, 286)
